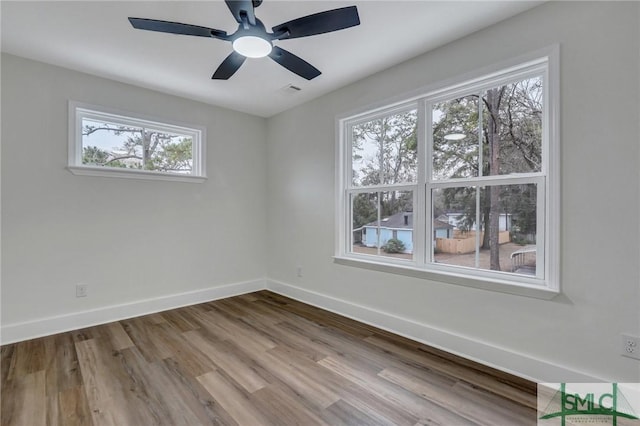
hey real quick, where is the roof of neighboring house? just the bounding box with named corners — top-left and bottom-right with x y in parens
top-left (433, 219), bottom-right (454, 230)
top-left (436, 214), bottom-right (450, 223)
top-left (362, 212), bottom-right (454, 230)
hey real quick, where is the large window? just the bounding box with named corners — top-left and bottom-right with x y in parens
top-left (336, 49), bottom-right (559, 297)
top-left (68, 102), bottom-right (206, 182)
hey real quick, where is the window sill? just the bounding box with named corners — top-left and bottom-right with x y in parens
top-left (333, 255), bottom-right (559, 300)
top-left (67, 166), bottom-right (207, 183)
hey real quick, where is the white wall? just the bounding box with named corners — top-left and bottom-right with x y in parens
top-left (266, 2), bottom-right (640, 382)
top-left (2, 1), bottom-right (639, 384)
top-left (1, 54), bottom-right (268, 338)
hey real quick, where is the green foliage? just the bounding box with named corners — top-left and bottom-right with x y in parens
top-left (432, 95), bottom-right (480, 179)
top-left (351, 110), bottom-right (418, 229)
top-left (510, 232), bottom-right (535, 246)
top-left (143, 137), bottom-right (193, 172)
top-left (352, 110), bottom-right (417, 186)
top-left (501, 183), bottom-right (537, 235)
top-left (83, 146), bottom-right (129, 168)
top-left (352, 193), bottom-right (378, 229)
top-left (82, 146), bottom-right (110, 165)
top-left (433, 77), bottom-right (542, 245)
top-left (382, 238), bottom-right (405, 254)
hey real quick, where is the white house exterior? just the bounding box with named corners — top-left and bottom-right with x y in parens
top-left (445, 212), bottom-right (512, 232)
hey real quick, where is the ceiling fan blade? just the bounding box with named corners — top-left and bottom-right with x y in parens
top-left (225, 0), bottom-right (256, 26)
top-left (128, 18), bottom-right (228, 40)
top-left (271, 6), bottom-right (360, 40)
top-left (212, 51), bottom-right (247, 80)
top-left (268, 46), bottom-right (321, 80)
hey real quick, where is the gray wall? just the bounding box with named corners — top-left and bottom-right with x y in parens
top-left (2, 54), bottom-right (268, 324)
top-left (266, 2), bottom-right (640, 382)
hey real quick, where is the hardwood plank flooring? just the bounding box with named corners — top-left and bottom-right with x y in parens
top-left (1, 291), bottom-right (537, 425)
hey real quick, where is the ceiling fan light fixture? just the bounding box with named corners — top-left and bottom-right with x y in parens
top-left (232, 35), bottom-right (272, 58)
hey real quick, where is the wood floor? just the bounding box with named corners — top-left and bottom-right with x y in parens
top-left (1, 291), bottom-right (537, 425)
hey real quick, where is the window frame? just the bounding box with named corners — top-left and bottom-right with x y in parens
top-left (68, 101), bottom-right (207, 183)
top-left (335, 46), bottom-right (560, 299)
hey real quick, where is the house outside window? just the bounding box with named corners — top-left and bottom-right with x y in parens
top-left (68, 102), bottom-right (206, 182)
top-left (336, 47), bottom-right (560, 298)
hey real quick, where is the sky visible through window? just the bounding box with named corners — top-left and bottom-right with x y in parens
top-left (82, 119), bottom-right (138, 153)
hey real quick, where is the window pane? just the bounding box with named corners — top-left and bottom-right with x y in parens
top-left (351, 190), bottom-right (413, 260)
top-left (81, 118), bottom-right (143, 169)
top-left (351, 192), bottom-right (378, 255)
top-left (379, 191), bottom-right (413, 259)
top-left (381, 111), bottom-right (418, 185)
top-left (482, 77), bottom-right (543, 175)
top-left (432, 184), bottom-right (538, 276)
top-left (352, 121), bottom-right (381, 186)
top-left (145, 128), bottom-right (193, 174)
top-left (432, 95), bottom-right (479, 180)
top-left (351, 109), bottom-right (417, 186)
top-left (432, 186), bottom-right (479, 267)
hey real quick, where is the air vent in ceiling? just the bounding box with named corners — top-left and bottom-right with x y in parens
top-left (279, 83), bottom-right (302, 95)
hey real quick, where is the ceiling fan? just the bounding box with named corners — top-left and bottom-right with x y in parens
top-left (128, 0), bottom-right (360, 81)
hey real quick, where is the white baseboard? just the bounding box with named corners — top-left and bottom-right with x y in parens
top-left (1, 277), bottom-right (602, 383)
top-left (265, 279), bottom-right (602, 383)
top-left (1, 279), bottom-right (266, 345)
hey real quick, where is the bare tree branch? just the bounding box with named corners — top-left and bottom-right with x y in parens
top-left (82, 126), bottom-right (142, 136)
top-left (103, 155), bottom-right (142, 166)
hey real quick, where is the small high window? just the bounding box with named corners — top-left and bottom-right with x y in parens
top-left (68, 102), bottom-right (206, 182)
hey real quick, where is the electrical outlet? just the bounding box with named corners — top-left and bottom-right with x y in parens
top-left (296, 266), bottom-right (303, 277)
top-left (76, 283), bottom-right (88, 298)
top-left (621, 334), bottom-right (640, 360)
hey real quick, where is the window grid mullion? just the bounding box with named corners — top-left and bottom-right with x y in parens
top-left (430, 173), bottom-right (544, 189)
top-left (475, 186), bottom-right (481, 268)
top-left (341, 125), bottom-right (349, 256)
top-left (478, 91), bottom-right (484, 178)
top-left (475, 91), bottom-right (483, 268)
top-left (537, 178), bottom-right (546, 280)
top-left (376, 192), bottom-right (381, 256)
top-left (142, 127), bottom-right (147, 169)
top-left (347, 184), bottom-right (416, 194)
top-left (378, 118), bottom-right (384, 187)
top-left (424, 100), bottom-right (434, 265)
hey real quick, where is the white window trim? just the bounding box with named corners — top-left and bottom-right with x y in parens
top-left (68, 101), bottom-right (207, 183)
top-left (335, 45), bottom-right (560, 299)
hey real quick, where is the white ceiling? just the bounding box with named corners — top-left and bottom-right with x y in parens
top-left (1, 1), bottom-right (541, 117)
